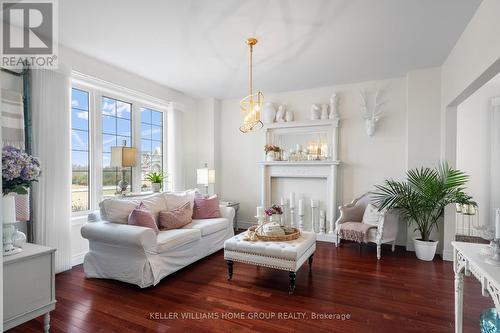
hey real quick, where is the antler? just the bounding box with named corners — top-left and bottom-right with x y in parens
top-left (373, 90), bottom-right (385, 119)
top-left (359, 90), bottom-right (370, 118)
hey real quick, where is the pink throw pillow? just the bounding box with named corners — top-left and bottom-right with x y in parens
top-left (159, 202), bottom-right (193, 230)
top-left (192, 194), bottom-right (221, 219)
top-left (128, 202), bottom-right (159, 233)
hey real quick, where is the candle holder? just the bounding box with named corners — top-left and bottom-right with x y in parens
top-left (485, 238), bottom-right (500, 266)
top-left (255, 215), bottom-right (265, 226)
top-left (298, 213), bottom-right (304, 231)
top-left (290, 206), bottom-right (295, 228)
top-left (280, 200), bottom-right (289, 227)
top-left (319, 210), bottom-right (326, 234)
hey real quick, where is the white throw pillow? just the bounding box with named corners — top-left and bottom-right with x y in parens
top-left (163, 189), bottom-right (197, 211)
top-left (99, 193), bottom-right (167, 224)
top-left (362, 203), bottom-right (383, 226)
top-left (139, 193), bottom-right (168, 223)
top-left (99, 198), bottom-right (139, 224)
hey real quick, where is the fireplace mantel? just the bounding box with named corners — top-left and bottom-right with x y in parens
top-left (260, 118), bottom-right (340, 243)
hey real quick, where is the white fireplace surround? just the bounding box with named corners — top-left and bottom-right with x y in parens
top-left (259, 119), bottom-right (340, 243)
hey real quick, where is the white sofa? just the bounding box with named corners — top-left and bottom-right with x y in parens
top-left (81, 192), bottom-right (235, 288)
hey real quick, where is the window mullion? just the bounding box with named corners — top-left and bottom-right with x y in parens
top-left (132, 104), bottom-right (141, 193)
top-left (92, 90), bottom-right (103, 207)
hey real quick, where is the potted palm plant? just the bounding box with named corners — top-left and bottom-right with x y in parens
top-left (373, 163), bottom-right (475, 261)
top-left (145, 172), bottom-right (167, 193)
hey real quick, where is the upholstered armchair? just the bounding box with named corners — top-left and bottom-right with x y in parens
top-left (334, 192), bottom-right (399, 260)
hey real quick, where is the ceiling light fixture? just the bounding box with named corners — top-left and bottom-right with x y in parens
top-left (239, 37), bottom-right (263, 133)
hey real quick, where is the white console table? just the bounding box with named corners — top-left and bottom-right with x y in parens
top-left (3, 243), bottom-right (56, 332)
top-left (452, 241), bottom-right (500, 333)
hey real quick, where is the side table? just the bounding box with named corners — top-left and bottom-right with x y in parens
top-left (220, 201), bottom-right (240, 230)
top-left (3, 243), bottom-right (56, 332)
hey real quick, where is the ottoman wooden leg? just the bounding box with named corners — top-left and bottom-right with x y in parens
top-left (308, 254), bottom-right (314, 272)
top-left (289, 271), bottom-right (296, 294)
top-left (226, 260), bottom-right (234, 280)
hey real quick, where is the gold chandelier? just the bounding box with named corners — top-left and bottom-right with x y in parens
top-left (239, 37), bottom-right (264, 133)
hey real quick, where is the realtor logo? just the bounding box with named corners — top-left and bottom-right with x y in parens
top-left (1, 0), bottom-right (58, 68)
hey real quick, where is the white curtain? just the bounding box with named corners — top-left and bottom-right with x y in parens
top-left (491, 98), bottom-right (500, 230)
top-left (31, 69), bottom-right (72, 273)
top-left (168, 104), bottom-right (185, 191)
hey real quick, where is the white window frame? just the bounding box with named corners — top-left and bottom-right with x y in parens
top-left (71, 72), bottom-right (171, 221)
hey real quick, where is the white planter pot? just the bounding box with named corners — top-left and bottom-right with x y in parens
top-left (151, 183), bottom-right (161, 192)
top-left (414, 238), bottom-right (439, 261)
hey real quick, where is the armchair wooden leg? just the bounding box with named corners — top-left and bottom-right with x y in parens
top-left (376, 244), bottom-right (381, 260)
top-left (335, 233), bottom-right (339, 247)
top-left (392, 240), bottom-right (396, 252)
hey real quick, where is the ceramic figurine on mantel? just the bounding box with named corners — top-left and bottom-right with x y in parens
top-left (310, 103), bottom-right (321, 120)
top-left (320, 104), bottom-right (329, 120)
top-left (329, 92), bottom-right (340, 119)
top-left (276, 104), bottom-right (286, 122)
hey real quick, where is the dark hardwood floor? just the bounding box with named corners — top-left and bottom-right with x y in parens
top-left (8, 241), bottom-right (491, 333)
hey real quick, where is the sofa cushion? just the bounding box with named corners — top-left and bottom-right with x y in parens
top-left (362, 203), bottom-right (383, 226)
top-left (163, 189), bottom-right (197, 211)
top-left (182, 218), bottom-right (229, 237)
top-left (158, 202), bottom-right (192, 230)
top-left (192, 194), bottom-right (221, 219)
top-left (99, 193), bottom-right (166, 224)
top-left (128, 202), bottom-right (159, 233)
top-left (155, 228), bottom-right (201, 253)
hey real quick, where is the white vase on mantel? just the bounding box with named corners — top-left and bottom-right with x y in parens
top-left (261, 103), bottom-right (276, 124)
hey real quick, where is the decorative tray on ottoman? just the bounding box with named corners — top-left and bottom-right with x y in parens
top-left (244, 223), bottom-right (301, 242)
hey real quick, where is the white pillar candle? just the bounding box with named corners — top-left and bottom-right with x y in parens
top-left (496, 208), bottom-right (500, 239)
top-left (290, 192), bottom-right (295, 208)
top-left (256, 206), bottom-right (263, 217)
top-left (298, 199), bottom-right (304, 215)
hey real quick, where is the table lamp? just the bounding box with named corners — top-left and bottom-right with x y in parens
top-left (111, 140), bottom-right (137, 194)
top-left (197, 163), bottom-right (215, 196)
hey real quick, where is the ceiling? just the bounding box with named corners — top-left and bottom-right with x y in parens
top-left (60, 0), bottom-right (482, 99)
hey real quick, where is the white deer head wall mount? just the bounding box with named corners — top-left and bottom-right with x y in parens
top-left (359, 89), bottom-right (384, 137)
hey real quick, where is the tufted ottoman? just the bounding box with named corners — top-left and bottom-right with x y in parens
top-left (223, 231), bottom-right (316, 294)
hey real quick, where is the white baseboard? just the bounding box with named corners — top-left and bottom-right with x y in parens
top-left (236, 220), bottom-right (255, 230)
top-left (442, 249), bottom-right (453, 261)
top-left (72, 251), bottom-right (87, 267)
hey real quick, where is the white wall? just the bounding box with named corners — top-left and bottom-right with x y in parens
top-left (219, 77), bottom-right (409, 245)
top-left (457, 74), bottom-right (500, 231)
top-left (441, 0), bottom-right (500, 260)
top-left (405, 67), bottom-right (442, 251)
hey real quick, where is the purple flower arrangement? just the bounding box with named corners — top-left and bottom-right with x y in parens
top-left (2, 146), bottom-right (41, 195)
top-left (265, 204), bottom-right (283, 216)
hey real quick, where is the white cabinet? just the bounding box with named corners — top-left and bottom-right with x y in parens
top-left (3, 243), bottom-right (56, 332)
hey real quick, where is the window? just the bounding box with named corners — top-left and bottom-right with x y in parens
top-left (71, 88), bottom-right (90, 212)
top-left (101, 96), bottom-right (132, 196)
top-left (70, 74), bottom-right (170, 216)
top-left (140, 107), bottom-right (163, 192)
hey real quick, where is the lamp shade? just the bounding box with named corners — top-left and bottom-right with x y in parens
top-left (111, 146), bottom-right (137, 167)
top-left (197, 164), bottom-right (215, 186)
